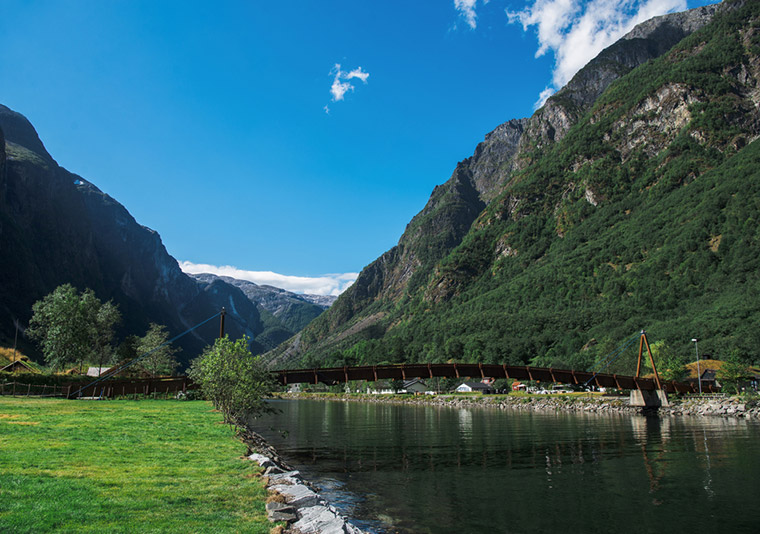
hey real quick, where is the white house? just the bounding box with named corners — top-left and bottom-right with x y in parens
top-left (368, 381), bottom-right (395, 394)
top-left (455, 380), bottom-right (495, 394)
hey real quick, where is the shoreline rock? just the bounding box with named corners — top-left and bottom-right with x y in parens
top-left (242, 430), bottom-right (367, 534)
top-left (281, 392), bottom-right (760, 419)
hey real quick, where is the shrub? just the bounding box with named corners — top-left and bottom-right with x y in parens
top-left (187, 335), bottom-right (276, 429)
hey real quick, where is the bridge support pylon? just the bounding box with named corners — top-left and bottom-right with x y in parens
top-left (630, 389), bottom-right (670, 408)
top-left (629, 330), bottom-right (668, 408)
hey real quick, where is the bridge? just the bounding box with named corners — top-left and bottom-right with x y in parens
top-left (272, 331), bottom-right (716, 396)
top-left (271, 362), bottom-right (711, 393)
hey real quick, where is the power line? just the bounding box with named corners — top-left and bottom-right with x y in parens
top-left (584, 332), bottom-right (640, 387)
top-left (70, 311), bottom-right (222, 398)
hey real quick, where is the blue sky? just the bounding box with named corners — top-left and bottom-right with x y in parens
top-left (0, 0), bottom-right (714, 294)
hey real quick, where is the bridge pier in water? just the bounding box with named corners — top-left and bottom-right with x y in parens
top-left (629, 389), bottom-right (669, 408)
top-left (629, 330), bottom-right (669, 409)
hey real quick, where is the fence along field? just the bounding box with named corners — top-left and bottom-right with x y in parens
top-left (0, 376), bottom-right (192, 399)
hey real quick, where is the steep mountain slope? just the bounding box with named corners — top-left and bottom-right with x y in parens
top-left (190, 273), bottom-right (331, 352)
top-left (0, 105), bottom-right (265, 365)
top-left (269, 0), bottom-right (759, 370)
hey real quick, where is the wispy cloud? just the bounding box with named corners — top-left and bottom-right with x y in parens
top-left (534, 86), bottom-right (557, 109)
top-left (506, 0), bottom-right (687, 107)
top-left (325, 63), bottom-right (370, 113)
top-left (454, 0), bottom-right (481, 29)
top-left (180, 261), bottom-right (358, 296)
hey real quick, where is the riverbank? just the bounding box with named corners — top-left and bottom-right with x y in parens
top-left (0, 397), bottom-right (272, 533)
top-left (239, 426), bottom-right (367, 533)
top-left (281, 391), bottom-right (760, 418)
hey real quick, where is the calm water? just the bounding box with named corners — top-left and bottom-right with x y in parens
top-left (250, 399), bottom-right (760, 533)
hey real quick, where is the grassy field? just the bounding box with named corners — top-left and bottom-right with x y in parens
top-left (0, 397), bottom-right (272, 533)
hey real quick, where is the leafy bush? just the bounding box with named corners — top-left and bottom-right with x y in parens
top-left (188, 335), bottom-right (275, 429)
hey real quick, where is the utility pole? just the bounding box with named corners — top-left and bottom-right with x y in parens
top-left (692, 338), bottom-right (702, 394)
top-left (12, 319), bottom-right (19, 361)
top-left (219, 308), bottom-right (226, 339)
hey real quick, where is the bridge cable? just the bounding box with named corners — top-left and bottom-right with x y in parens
top-left (584, 333), bottom-right (640, 387)
top-left (585, 332), bottom-right (640, 374)
top-left (70, 311), bottom-right (222, 398)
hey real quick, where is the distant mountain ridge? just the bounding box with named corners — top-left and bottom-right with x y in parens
top-left (189, 273), bottom-right (333, 351)
top-left (0, 105), bottom-right (325, 364)
top-left (267, 1), bottom-right (760, 371)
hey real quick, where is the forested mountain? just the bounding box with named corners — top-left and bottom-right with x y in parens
top-left (268, 0), bottom-right (760, 372)
top-left (0, 105), bottom-right (311, 365)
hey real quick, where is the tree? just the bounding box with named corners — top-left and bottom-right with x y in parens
top-left (135, 323), bottom-right (180, 377)
top-left (651, 341), bottom-right (688, 382)
top-left (717, 352), bottom-right (750, 395)
top-left (90, 296), bottom-right (122, 374)
top-left (187, 335), bottom-right (275, 428)
top-left (27, 284), bottom-right (121, 371)
top-left (389, 378), bottom-right (404, 393)
top-left (114, 335), bottom-right (139, 364)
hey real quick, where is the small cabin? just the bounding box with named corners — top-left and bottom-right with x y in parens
top-left (402, 378), bottom-right (429, 395)
top-left (0, 359), bottom-right (40, 374)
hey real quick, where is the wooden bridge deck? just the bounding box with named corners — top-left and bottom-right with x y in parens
top-left (272, 363), bottom-right (713, 393)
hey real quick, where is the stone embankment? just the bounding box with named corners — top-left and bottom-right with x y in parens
top-left (242, 429), bottom-right (366, 534)
top-left (285, 392), bottom-right (760, 418)
top-left (663, 396), bottom-right (760, 417)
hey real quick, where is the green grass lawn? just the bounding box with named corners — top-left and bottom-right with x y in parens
top-left (0, 397), bottom-right (271, 533)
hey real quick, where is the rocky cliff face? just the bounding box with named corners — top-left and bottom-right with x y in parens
top-left (515, 3), bottom-right (722, 156)
top-left (0, 104), bottom-right (264, 365)
top-left (268, 2), bottom-right (731, 368)
top-left (0, 126), bottom-right (6, 201)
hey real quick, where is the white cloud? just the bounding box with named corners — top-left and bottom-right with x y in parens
top-left (327, 63), bottom-right (370, 109)
top-left (507, 0), bottom-right (687, 101)
top-left (346, 67), bottom-right (369, 83)
top-left (180, 261), bottom-right (358, 297)
top-left (455, 0), bottom-right (480, 29)
top-left (534, 86), bottom-right (556, 109)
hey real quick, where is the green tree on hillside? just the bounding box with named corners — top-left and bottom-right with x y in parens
top-left (134, 323), bottom-right (180, 377)
top-left (27, 284), bottom-right (121, 371)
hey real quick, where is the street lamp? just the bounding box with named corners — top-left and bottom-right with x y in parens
top-left (692, 338), bottom-right (702, 394)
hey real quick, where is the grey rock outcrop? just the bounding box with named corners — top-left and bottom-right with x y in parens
top-left (248, 452), bottom-right (366, 533)
top-left (191, 273), bottom-right (329, 330)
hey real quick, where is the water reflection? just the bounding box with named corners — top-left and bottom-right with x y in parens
top-left (700, 429), bottom-right (715, 500)
top-left (457, 408), bottom-right (473, 435)
top-left (251, 400), bottom-right (760, 534)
